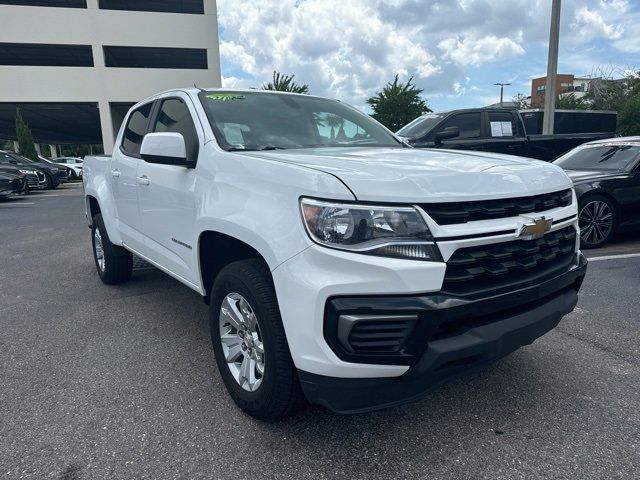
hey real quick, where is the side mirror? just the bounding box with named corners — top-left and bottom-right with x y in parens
top-left (140, 132), bottom-right (194, 167)
top-left (435, 126), bottom-right (460, 143)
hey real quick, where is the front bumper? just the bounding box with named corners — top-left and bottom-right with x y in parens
top-left (298, 253), bottom-right (587, 413)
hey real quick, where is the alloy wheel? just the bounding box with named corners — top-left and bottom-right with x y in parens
top-left (94, 228), bottom-right (106, 272)
top-left (579, 200), bottom-right (613, 246)
top-left (219, 293), bottom-right (265, 392)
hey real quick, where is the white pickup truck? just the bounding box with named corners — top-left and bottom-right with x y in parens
top-left (83, 88), bottom-right (587, 420)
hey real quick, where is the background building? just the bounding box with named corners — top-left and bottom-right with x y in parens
top-left (530, 74), bottom-right (594, 107)
top-left (0, 0), bottom-right (221, 155)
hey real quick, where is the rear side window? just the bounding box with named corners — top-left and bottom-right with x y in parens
top-left (488, 111), bottom-right (517, 137)
top-left (152, 98), bottom-right (199, 161)
top-left (436, 113), bottom-right (481, 139)
top-left (121, 103), bottom-right (153, 156)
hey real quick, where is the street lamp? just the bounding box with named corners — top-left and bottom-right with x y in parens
top-left (494, 82), bottom-right (511, 107)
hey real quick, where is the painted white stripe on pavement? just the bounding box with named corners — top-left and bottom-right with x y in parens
top-left (587, 252), bottom-right (640, 262)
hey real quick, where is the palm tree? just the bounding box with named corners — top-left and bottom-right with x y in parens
top-left (262, 71), bottom-right (309, 94)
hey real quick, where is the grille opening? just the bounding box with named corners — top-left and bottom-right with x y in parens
top-left (347, 319), bottom-right (414, 354)
top-left (420, 189), bottom-right (572, 225)
top-left (443, 226), bottom-right (577, 296)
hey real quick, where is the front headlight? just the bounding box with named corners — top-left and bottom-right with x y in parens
top-left (300, 198), bottom-right (441, 261)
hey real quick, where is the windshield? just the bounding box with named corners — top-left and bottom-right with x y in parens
top-left (554, 143), bottom-right (640, 171)
top-left (396, 113), bottom-right (445, 139)
top-left (199, 91), bottom-right (401, 151)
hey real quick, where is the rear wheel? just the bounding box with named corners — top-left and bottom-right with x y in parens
top-left (210, 258), bottom-right (304, 420)
top-left (91, 213), bottom-right (133, 284)
top-left (578, 195), bottom-right (617, 248)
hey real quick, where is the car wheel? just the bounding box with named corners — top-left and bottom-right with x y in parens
top-left (69, 170), bottom-right (77, 181)
top-left (578, 195), bottom-right (617, 249)
top-left (210, 258), bottom-right (304, 420)
top-left (91, 213), bottom-right (133, 284)
top-left (43, 173), bottom-right (52, 189)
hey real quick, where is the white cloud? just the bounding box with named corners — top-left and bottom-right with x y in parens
top-left (438, 35), bottom-right (525, 66)
top-left (216, 0), bottom-right (638, 107)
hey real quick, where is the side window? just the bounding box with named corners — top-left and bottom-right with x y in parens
top-left (152, 98), bottom-right (199, 161)
top-left (488, 112), bottom-right (517, 137)
top-left (437, 113), bottom-right (481, 139)
top-left (121, 103), bottom-right (153, 157)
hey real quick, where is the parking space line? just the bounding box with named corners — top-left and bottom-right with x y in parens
top-left (587, 253), bottom-right (640, 262)
top-left (0, 203), bottom-right (36, 206)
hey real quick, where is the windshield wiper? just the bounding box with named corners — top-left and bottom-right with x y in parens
top-left (227, 145), bottom-right (287, 152)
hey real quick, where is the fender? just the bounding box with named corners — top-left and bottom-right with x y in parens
top-left (83, 163), bottom-right (122, 246)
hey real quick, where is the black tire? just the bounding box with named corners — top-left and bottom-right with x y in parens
top-left (578, 194), bottom-right (618, 249)
top-left (210, 258), bottom-right (304, 420)
top-left (69, 170), bottom-right (77, 181)
top-left (91, 213), bottom-right (133, 284)
top-left (43, 173), bottom-right (52, 189)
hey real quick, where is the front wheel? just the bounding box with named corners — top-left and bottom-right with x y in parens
top-left (210, 259), bottom-right (304, 420)
top-left (91, 213), bottom-right (133, 284)
top-left (578, 195), bottom-right (617, 248)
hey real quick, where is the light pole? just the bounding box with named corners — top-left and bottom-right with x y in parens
top-left (494, 82), bottom-right (511, 107)
top-left (543, 0), bottom-right (561, 134)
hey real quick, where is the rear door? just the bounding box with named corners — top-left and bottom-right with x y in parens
top-left (136, 93), bottom-right (201, 286)
top-left (484, 110), bottom-right (527, 157)
top-left (110, 101), bottom-right (153, 253)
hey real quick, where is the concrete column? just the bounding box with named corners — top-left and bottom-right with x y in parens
top-left (49, 144), bottom-right (57, 158)
top-left (34, 143), bottom-right (41, 155)
top-left (13, 141), bottom-right (19, 153)
top-left (98, 101), bottom-right (115, 154)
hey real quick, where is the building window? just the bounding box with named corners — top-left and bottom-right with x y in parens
top-left (98, 0), bottom-right (203, 14)
top-left (103, 46), bottom-right (207, 69)
top-left (0, 0), bottom-right (86, 7)
top-left (536, 85), bottom-right (546, 96)
top-left (0, 43), bottom-right (94, 67)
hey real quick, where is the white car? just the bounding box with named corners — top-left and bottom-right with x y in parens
top-left (83, 88), bottom-right (587, 420)
top-left (54, 157), bottom-right (83, 180)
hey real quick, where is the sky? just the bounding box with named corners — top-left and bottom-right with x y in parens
top-left (216, 0), bottom-right (640, 112)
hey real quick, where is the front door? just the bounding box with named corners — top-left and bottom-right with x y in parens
top-left (137, 95), bottom-right (201, 286)
top-left (110, 102), bottom-right (153, 253)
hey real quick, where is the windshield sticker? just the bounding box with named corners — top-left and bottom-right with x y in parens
top-left (206, 93), bottom-right (245, 101)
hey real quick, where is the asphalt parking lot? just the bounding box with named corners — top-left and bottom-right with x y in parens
top-left (1, 184), bottom-right (639, 479)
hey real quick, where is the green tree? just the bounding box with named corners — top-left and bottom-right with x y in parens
top-left (367, 75), bottom-right (431, 131)
top-left (584, 72), bottom-right (640, 135)
top-left (262, 71), bottom-right (309, 94)
top-left (555, 93), bottom-right (589, 110)
top-left (15, 109), bottom-right (38, 161)
top-left (511, 93), bottom-right (531, 109)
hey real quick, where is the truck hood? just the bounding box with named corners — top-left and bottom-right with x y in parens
top-left (240, 147), bottom-right (572, 202)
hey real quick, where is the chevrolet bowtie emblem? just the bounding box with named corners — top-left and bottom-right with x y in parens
top-left (517, 216), bottom-right (553, 240)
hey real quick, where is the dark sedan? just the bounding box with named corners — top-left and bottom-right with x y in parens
top-left (554, 137), bottom-right (640, 248)
top-left (0, 167), bottom-right (28, 199)
top-left (0, 150), bottom-right (67, 189)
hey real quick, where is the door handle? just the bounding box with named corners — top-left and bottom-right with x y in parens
top-left (110, 169), bottom-right (120, 178)
top-left (136, 175), bottom-right (150, 186)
